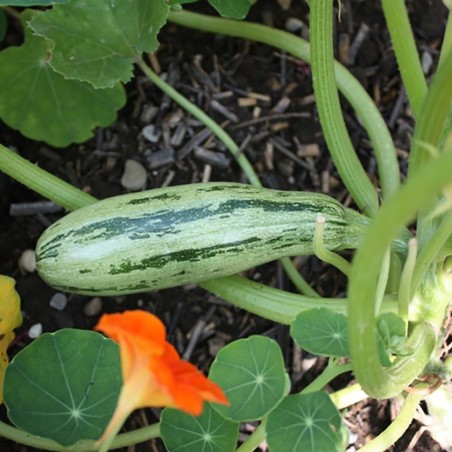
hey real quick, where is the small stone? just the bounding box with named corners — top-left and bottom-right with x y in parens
top-left (194, 147), bottom-right (230, 169)
top-left (285, 17), bottom-right (304, 32)
top-left (18, 249), bottom-right (36, 273)
top-left (145, 148), bottom-right (175, 170)
top-left (84, 297), bottom-right (103, 317)
top-left (120, 159), bottom-right (147, 191)
top-left (50, 292), bottom-right (67, 311)
top-left (421, 51), bottom-right (433, 74)
top-left (142, 124), bottom-right (160, 143)
top-left (28, 323), bottom-right (43, 339)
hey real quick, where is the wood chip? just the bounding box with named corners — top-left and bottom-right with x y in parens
top-left (297, 143), bottom-right (320, 157)
top-left (238, 97), bottom-right (257, 107)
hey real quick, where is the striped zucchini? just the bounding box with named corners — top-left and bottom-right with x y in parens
top-left (35, 182), bottom-right (399, 295)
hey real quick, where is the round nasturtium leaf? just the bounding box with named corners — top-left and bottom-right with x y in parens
top-left (266, 392), bottom-right (348, 452)
top-left (160, 404), bottom-right (239, 452)
top-left (0, 11), bottom-right (126, 147)
top-left (209, 335), bottom-right (287, 422)
top-left (3, 329), bottom-right (122, 447)
top-left (290, 308), bottom-right (349, 357)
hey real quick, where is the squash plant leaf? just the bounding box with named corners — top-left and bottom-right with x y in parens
top-left (0, 1), bottom-right (70, 4)
top-left (207, 0), bottom-right (252, 19)
top-left (376, 312), bottom-right (411, 366)
top-left (266, 392), bottom-right (347, 452)
top-left (3, 329), bottom-right (122, 446)
top-left (30, 0), bottom-right (170, 88)
top-left (160, 404), bottom-right (239, 452)
top-left (290, 308), bottom-right (349, 357)
top-left (0, 11), bottom-right (126, 147)
top-left (208, 335), bottom-right (288, 422)
top-left (0, 276), bottom-right (22, 404)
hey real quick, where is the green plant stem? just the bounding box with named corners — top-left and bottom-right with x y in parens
top-left (310, 0), bottom-right (378, 217)
top-left (301, 360), bottom-right (353, 394)
top-left (358, 393), bottom-right (423, 452)
top-left (398, 238), bottom-right (418, 324)
top-left (167, 10), bottom-right (400, 203)
top-left (348, 147), bottom-right (452, 398)
top-left (374, 249), bottom-right (390, 314)
top-left (235, 417), bottom-right (267, 452)
top-left (329, 383), bottom-right (368, 410)
top-left (438, 0), bottom-right (452, 69)
top-left (0, 144), bottom-right (96, 210)
top-left (410, 51), bottom-right (452, 251)
top-left (313, 215), bottom-right (351, 276)
top-left (381, 0), bottom-right (428, 118)
top-left (0, 420), bottom-right (160, 451)
top-left (136, 56), bottom-right (318, 297)
top-left (200, 275), bottom-right (398, 325)
top-left (137, 56), bottom-right (260, 187)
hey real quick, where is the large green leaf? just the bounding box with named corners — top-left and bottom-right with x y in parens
top-left (0, 11), bottom-right (126, 147)
top-left (30, 0), bottom-right (170, 88)
top-left (160, 404), bottom-right (239, 452)
top-left (290, 308), bottom-right (349, 357)
top-left (0, 1), bottom-right (69, 4)
top-left (3, 329), bottom-right (122, 447)
top-left (266, 392), bottom-right (347, 452)
top-left (208, 336), bottom-right (288, 422)
top-left (207, 0), bottom-right (251, 19)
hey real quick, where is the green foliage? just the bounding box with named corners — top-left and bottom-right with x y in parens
top-left (3, 329), bottom-right (122, 446)
top-left (207, 0), bottom-right (251, 19)
top-left (291, 308), bottom-right (349, 357)
top-left (0, 0), bottom-right (69, 5)
top-left (0, 11), bottom-right (126, 147)
top-left (30, 0), bottom-right (170, 89)
top-left (208, 335), bottom-right (288, 421)
top-left (160, 404), bottom-right (239, 452)
top-left (266, 391), bottom-right (347, 452)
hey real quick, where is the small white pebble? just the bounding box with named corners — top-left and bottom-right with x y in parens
top-left (84, 297), bottom-right (102, 317)
top-left (18, 249), bottom-right (36, 273)
top-left (28, 323), bottom-right (43, 339)
top-left (285, 17), bottom-right (304, 32)
top-left (50, 292), bottom-right (67, 311)
top-left (120, 159), bottom-right (147, 191)
top-left (142, 124), bottom-right (160, 143)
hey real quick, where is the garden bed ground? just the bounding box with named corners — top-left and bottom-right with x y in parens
top-left (0, 0), bottom-right (449, 450)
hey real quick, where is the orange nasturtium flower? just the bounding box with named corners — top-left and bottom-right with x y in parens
top-left (94, 310), bottom-right (228, 448)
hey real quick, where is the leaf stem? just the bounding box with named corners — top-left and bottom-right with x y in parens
top-left (0, 144), bottom-right (96, 210)
top-left (381, 0), bottom-right (428, 118)
top-left (313, 215), bottom-right (351, 276)
top-left (0, 420), bottom-right (160, 451)
top-left (398, 238), bottom-right (418, 325)
top-left (235, 417), bottom-right (267, 452)
top-left (301, 360), bottom-right (353, 394)
top-left (310, 0), bottom-right (378, 217)
top-left (358, 393), bottom-right (423, 452)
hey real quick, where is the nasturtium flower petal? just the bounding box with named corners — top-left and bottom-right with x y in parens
top-left (0, 275), bottom-right (22, 404)
top-left (94, 310), bottom-right (228, 448)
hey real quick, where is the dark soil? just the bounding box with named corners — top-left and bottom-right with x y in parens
top-left (0, 0), bottom-right (449, 451)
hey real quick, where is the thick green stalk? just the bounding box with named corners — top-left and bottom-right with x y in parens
top-left (136, 56), bottom-right (318, 297)
top-left (310, 0), bottom-right (378, 217)
top-left (0, 420), bottom-right (160, 451)
top-left (381, 0), bottom-right (428, 118)
top-left (358, 394), bottom-right (423, 452)
top-left (409, 52), bottom-right (452, 248)
top-left (348, 148), bottom-right (452, 398)
top-left (200, 275), bottom-right (398, 325)
top-left (439, 2), bottom-right (452, 68)
top-left (0, 144), bottom-right (96, 210)
top-left (168, 10), bottom-right (400, 202)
